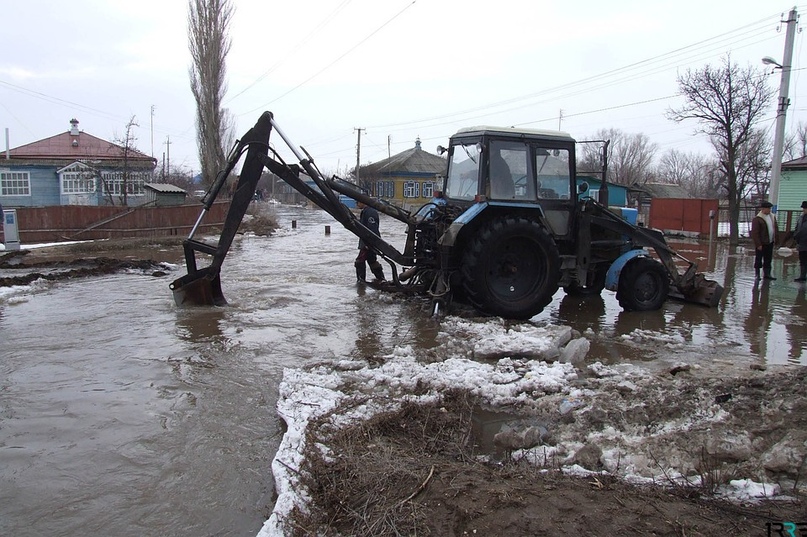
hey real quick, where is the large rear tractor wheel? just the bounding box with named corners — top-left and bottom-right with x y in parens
top-left (616, 257), bottom-right (670, 311)
top-left (461, 217), bottom-right (560, 319)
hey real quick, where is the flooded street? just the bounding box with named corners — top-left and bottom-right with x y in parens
top-left (1, 204), bottom-right (805, 536)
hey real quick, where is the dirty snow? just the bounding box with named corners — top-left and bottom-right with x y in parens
top-left (257, 316), bottom-right (793, 537)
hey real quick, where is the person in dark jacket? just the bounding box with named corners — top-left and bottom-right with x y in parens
top-left (793, 200), bottom-right (807, 282)
top-left (750, 200), bottom-right (778, 280)
top-left (355, 201), bottom-right (385, 283)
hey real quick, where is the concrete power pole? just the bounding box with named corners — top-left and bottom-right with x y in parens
top-left (767, 7), bottom-right (798, 211)
top-left (354, 127), bottom-right (365, 188)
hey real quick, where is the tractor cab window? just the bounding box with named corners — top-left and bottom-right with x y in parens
top-left (489, 141), bottom-right (528, 200)
top-left (535, 148), bottom-right (571, 200)
top-left (444, 142), bottom-right (481, 200)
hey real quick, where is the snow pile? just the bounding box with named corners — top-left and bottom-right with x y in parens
top-left (258, 316), bottom-right (793, 537)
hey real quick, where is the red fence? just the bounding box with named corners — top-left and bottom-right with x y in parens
top-left (1, 202), bottom-right (230, 244)
top-left (649, 198), bottom-right (719, 236)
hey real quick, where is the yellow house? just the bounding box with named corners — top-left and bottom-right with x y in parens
top-left (357, 138), bottom-right (446, 211)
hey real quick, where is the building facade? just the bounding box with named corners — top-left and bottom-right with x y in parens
top-left (1, 119), bottom-right (157, 207)
top-left (357, 139), bottom-right (446, 211)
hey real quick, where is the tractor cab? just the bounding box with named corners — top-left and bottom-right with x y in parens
top-left (441, 127), bottom-right (579, 239)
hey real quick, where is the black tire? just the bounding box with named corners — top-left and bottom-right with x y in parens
top-left (461, 217), bottom-right (560, 319)
top-left (563, 266), bottom-right (607, 296)
top-left (616, 257), bottom-right (670, 311)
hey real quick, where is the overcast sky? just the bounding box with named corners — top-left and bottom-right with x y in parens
top-left (1, 1), bottom-right (803, 177)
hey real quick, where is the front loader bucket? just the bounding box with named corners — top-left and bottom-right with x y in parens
top-left (169, 267), bottom-right (227, 307)
top-left (669, 274), bottom-right (724, 308)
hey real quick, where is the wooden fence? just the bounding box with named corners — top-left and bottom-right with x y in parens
top-left (1, 201), bottom-right (230, 244)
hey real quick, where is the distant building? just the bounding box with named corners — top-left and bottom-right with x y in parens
top-left (144, 183), bottom-right (187, 207)
top-left (356, 138), bottom-right (446, 210)
top-left (1, 119), bottom-right (158, 207)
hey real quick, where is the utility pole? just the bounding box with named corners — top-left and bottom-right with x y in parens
top-left (165, 136), bottom-right (172, 182)
top-left (387, 134), bottom-right (392, 159)
top-left (150, 105), bottom-right (155, 158)
top-left (354, 127), bottom-right (365, 188)
top-left (558, 109), bottom-right (564, 130)
top-left (767, 7), bottom-right (798, 211)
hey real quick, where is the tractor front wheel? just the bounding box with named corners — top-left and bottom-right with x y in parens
top-left (461, 217), bottom-right (560, 319)
top-left (616, 257), bottom-right (670, 311)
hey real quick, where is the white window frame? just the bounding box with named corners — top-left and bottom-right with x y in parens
top-left (59, 165), bottom-right (97, 195)
top-left (422, 181), bottom-right (434, 198)
top-left (100, 170), bottom-right (149, 197)
top-left (0, 170), bottom-right (31, 196)
top-left (403, 181), bottom-right (420, 198)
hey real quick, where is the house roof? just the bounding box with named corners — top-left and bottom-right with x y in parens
top-left (7, 121), bottom-right (155, 164)
top-left (145, 183), bottom-right (186, 194)
top-left (631, 182), bottom-right (688, 198)
top-left (359, 139), bottom-right (446, 177)
top-left (783, 156), bottom-right (807, 169)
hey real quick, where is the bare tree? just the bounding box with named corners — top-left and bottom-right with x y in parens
top-left (735, 129), bottom-right (772, 201)
top-left (784, 121), bottom-right (807, 160)
top-left (106, 115), bottom-right (140, 206)
top-left (188, 0), bottom-right (234, 188)
top-left (656, 149), bottom-right (721, 198)
top-left (577, 128), bottom-right (657, 186)
top-left (666, 55), bottom-right (774, 245)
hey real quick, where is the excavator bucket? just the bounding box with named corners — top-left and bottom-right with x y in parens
top-left (169, 265), bottom-right (226, 307)
top-left (169, 112), bottom-right (275, 308)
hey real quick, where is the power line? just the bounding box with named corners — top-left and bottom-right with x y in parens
top-left (238, 1), bottom-right (417, 116)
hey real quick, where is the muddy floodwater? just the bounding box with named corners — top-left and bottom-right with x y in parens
top-left (1, 204), bottom-right (805, 536)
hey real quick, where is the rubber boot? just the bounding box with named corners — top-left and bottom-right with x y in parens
top-left (355, 261), bottom-right (366, 283)
top-left (369, 261), bottom-right (385, 282)
top-left (754, 269), bottom-right (760, 280)
top-left (763, 272), bottom-right (776, 280)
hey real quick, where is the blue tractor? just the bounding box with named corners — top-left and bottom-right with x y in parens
top-left (170, 112), bottom-right (723, 319)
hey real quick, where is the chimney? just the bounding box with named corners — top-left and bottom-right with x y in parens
top-left (69, 118), bottom-right (80, 136)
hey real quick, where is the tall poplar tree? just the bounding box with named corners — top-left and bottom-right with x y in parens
top-left (188, 0), bottom-right (234, 188)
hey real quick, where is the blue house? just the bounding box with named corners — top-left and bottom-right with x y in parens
top-left (1, 119), bottom-right (157, 207)
top-left (575, 175), bottom-right (629, 207)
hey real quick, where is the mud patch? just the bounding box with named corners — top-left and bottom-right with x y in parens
top-left (0, 255), bottom-right (171, 287)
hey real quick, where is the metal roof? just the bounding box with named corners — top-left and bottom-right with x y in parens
top-left (144, 183), bottom-right (187, 194)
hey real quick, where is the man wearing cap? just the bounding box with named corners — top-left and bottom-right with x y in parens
top-left (750, 201), bottom-right (778, 280)
top-left (793, 201), bottom-right (807, 282)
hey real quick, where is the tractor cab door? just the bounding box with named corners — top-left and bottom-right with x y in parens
top-left (486, 139), bottom-right (575, 238)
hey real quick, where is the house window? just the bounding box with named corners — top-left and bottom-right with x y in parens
top-left (403, 181), bottom-right (420, 198)
top-left (100, 170), bottom-right (148, 197)
top-left (0, 171), bottom-right (31, 196)
top-left (422, 181), bottom-right (434, 198)
top-left (376, 180), bottom-right (394, 198)
top-left (61, 171), bottom-right (96, 194)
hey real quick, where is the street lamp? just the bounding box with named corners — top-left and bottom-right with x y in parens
top-left (763, 7), bottom-right (798, 212)
top-left (762, 56), bottom-right (783, 69)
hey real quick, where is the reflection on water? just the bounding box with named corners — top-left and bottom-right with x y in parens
top-left (540, 238), bottom-right (807, 366)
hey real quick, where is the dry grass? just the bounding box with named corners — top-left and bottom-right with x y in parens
top-left (240, 203), bottom-right (279, 236)
top-left (290, 390), bottom-right (478, 537)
